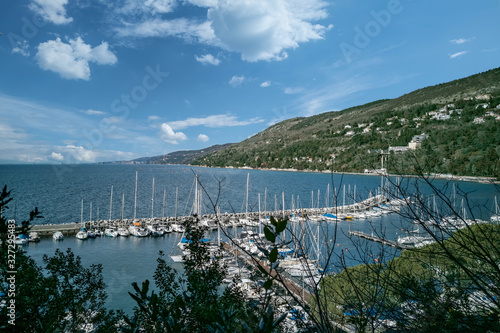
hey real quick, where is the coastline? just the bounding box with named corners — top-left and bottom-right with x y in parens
top-left (191, 164), bottom-right (500, 184)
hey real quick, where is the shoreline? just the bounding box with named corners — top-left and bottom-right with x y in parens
top-left (191, 164), bottom-right (500, 184)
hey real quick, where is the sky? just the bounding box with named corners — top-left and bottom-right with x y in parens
top-left (0, 0), bottom-right (499, 164)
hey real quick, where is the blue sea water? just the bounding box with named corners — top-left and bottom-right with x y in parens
top-left (1, 164), bottom-right (498, 313)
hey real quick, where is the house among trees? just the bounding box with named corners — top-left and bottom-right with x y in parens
top-left (408, 133), bottom-right (429, 150)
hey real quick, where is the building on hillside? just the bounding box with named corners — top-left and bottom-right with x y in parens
top-left (408, 133), bottom-right (429, 150)
top-left (475, 94), bottom-right (491, 100)
top-left (389, 146), bottom-right (409, 153)
top-left (475, 103), bottom-right (490, 110)
top-left (345, 130), bottom-right (355, 136)
top-left (473, 117), bottom-right (485, 124)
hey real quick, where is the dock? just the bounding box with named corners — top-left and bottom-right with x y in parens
top-left (348, 230), bottom-right (410, 249)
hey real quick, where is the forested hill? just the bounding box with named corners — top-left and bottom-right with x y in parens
top-left (191, 67), bottom-right (500, 178)
top-left (103, 144), bottom-right (233, 165)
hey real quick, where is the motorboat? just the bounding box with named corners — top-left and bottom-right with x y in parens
top-left (76, 229), bottom-right (89, 240)
top-left (53, 231), bottom-right (64, 241)
top-left (104, 228), bottom-right (118, 238)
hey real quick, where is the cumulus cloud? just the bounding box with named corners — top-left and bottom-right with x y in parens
top-left (450, 51), bottom-right (468, 59)
top-left (195, 53), bottom-right (221, 65)
top-left (197, 134), bottom-right (209, 142)
top-left (160, 123), bottom-right (188, 144)
top-left (59, 145), bottom-right (97, 162)
top-left (167, 114), bottom-right (263, 130)
top-left (114, 0), bottom-right (332, 62)
top-left (29, 0), bottom-right (73, 25)
top-left (229, 75), bottom-right (245, 86)
top-left (50, 152), bottom-right (64, 161)
top-left (35, 37), bottom-right (117, 80)
top-left (12, 40), bottom-right (30, 57)
top-left (207, 0), bottom-right (331, 61)
top-left (260, 81), bottom-right (271, 87)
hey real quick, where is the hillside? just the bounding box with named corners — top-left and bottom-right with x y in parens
top-left (192, 67), bottom-right (500, 178)
top-left (105, 143), bottom-right (233, 165)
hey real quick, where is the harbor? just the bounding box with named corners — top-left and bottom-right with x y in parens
top-left (27, 193), bottom-right (401, 239)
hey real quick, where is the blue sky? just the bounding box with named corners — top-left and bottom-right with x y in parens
top-left (1, 0), bottom-right (499, 164)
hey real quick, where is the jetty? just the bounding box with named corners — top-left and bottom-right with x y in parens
top-left (348, 230), bottom-right (410, 249)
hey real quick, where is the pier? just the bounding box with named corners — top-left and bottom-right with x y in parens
top-left (348, 230), bottom-right (410, 249)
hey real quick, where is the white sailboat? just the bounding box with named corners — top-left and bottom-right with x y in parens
top-left (76, 199), bottom-right (88, 240)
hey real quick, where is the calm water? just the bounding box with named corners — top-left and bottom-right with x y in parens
top-left (1, 164), bottom-right (498, 313)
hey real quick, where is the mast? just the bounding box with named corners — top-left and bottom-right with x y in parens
top-left (134, 171), bottom-right (138, 219)
top-left (264, 187), bottom-right (267, 214)
top-left (90, 202), bottom-right (93, 224)
top-left (194, 174), bottom-right (199, 215)
top-left (258, 193), bottom-right (261, 234)
top-left (109, 185), bottom-right (113, 222)
top-left (282, 191), bottom-right (285, 218)
top-left (326, 183), bottom-right (330, 209)
top-left (175, 187), bottom-right (178, 220)
top-left (121, 193), bottom-right (125, 221)
top-left (81, 199), bottom-right (84, 225)
top-left (151, 177), bottom-right (155, 218)
top-left (317, 189), bottom-right (320, 209)
top-left (245, 173), bottom-right (249, 217)
top-left (162, 187), bottom-right (166, 218)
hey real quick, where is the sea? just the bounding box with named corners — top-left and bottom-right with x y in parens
top-left (1, 164), bottom-right (498, 314)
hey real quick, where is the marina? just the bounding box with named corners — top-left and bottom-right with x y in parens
top-left (27, 193), bottom-right (398, 238)
top-left (3, 164), bottom-right (499, 316)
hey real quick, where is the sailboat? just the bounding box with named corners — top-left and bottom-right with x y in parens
top-left (76, 199), bottom-right (89, 240)
top-left (104, 186), bottom-right (118, 237)
top-left (117, 193), bottom-right (130, 236)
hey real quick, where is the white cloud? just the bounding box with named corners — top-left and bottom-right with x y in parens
top-left (195, 53), bottom-right (221, 65)
top-left (83, 109), bottom-right (106, 116)
top-left (183, 0), bottom-right (217, 7)
top-left (197, 134), bottom-right (209, 142)
top-left (229, 75), bottom-right (245, 86)
top-left (115, 0), bottom-right (177, 15)
top-left (450, 37), bottom-right (475, 45)
top-left (12, 40), bottom-right (30, 57)
top-left (260, 81), bottom-right (271, 87)
top-left (115, 18), bottom-right (216, 44)
top-left (50, 152), bottom-right (64, 161)
top-left (167, 114), bottom-right (263, 130)
top-left (450, 51), bottom-right (468, 59)
top-left (145, 0), bottom-right (177, 13)
top-left (160, 123), bottom-right (188, 144)
top-left (207, 0), bottom-right (331, 61)
top-left (35, 37), bottom-right (117, 80)
top-left (29, 0), bottom-right (73, 25)
top-left (284, 87), bottom-right (304, 94)
top-left (148, 115), bottom-right (160, 121)
top-left (115, 0), bottom-right (332, 62)
top-left (59, 145), bottom-right (97, 162)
